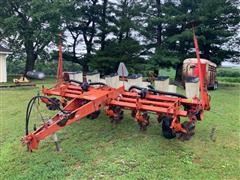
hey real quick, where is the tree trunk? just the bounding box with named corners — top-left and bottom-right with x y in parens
top-left (125, 29), bottom-right (129, 39)
top-left (83, 31), bottom-right (92, 55)
top-left (156, 0), bottom-right (162, 47)
top-left (175, 63), bottom-right (183, 84)
top-left (100, 0), bottom-right (108, 51)
top-left (24, 40), bottom-right (37, 75)
top-left (82, 21), bottom-right (95, 55)
top-left (86, 43), bottom-right (92, 55)
top-left (82, 53), bottom-right (91, 74)
top-left (118, 0), bottom-right (127, 43)
top-left (82, 64), bottom-right (89, 73)
top-left (154, 68), bottom-right (159, 77)
top-left (203, 44), bottom-right (211, 60)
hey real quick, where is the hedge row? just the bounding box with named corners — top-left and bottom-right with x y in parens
top-left (217, 68), bottom-right (240, 77)
top-left (7, 60), bottom-right (82, 75)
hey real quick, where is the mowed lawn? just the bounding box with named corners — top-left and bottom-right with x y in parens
top-left (0, 81), bottom-right (239, 179)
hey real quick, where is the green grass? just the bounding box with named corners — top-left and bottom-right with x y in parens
top-left (157, 67), bottom-right (240, 84)
top-left (159, 68), bottom-right (176, 78)
top-left (0, 80), bottom-right (240, 179)
top-left (217, 67), bottom-right (240, 84)
top-left (0, 75), bottom-right (57, 86)
top-left (217, 67), bottom-right (240, 77)
top-left (218, 77), bottom-right (240, 83)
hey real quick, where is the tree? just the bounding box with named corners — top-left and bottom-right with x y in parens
top-left (111, 0), bottom-right (145, 42)
top-left (89, 0), bottom-right (147, 75)
top-left (96, 0), bottom-right (118, 51)
top-left (62, 0), bottom-right (100, 72)
top-left (197, 0), bottom-right (240, 65)
top-left (89, 38), bottom-right (146, 75)
top-left (139, 0), bottom-right (168, 48)
top-left (140, 0), bottom-right (182, 74)
top-left (99, 0), bottom-right (108, 51)
top-left (0, 0), bottom-right (63, 74)
top-left (1, 0), bottom-right (239, 77)
top-left (164, 0), bottom-right (240, 65)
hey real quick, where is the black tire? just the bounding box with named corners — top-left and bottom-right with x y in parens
top-left (157, 114), bottom-right (166, 123)
top-left (179, 121), bottom-right (195, 140)
top-left (131, 110), bottom-right (137, 118)
top-left (138, 118), bottom-right (149, 131)
top-left (87, 110), bottom-right (101, 120)
top-left (47, 97), bottom-right (60, 111)
top-left (196, 110), bottom-right (203, 121)
top-left (162, 116), bottom-right (176, 139)
top-left (181, 121), bottom-right (195, 132)
top-left (111, 106), bottom-right (124, 124)
top-left (115, 110), bottom-right (124, 121)
top-left (138, 112), bottom-right (150, 131)
top-left (208, 82), bottom-right (218, 91)
top-left (213, 82), bottom-right (218, 90)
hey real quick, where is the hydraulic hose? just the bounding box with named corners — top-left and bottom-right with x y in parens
top-left (148, 89), bottom-right (187, 99)
top-left (69, 80), bottom-right (106, 87)
top-left (89, 82), bottom-right (107, 86)
top-left (25, 96), bottom-right (69, 135)
top-left (128, 85), bottom-right (187, 99)
top-left (68, 79), bottom-right (83, 85)
top-left (128, 85), bottom-right (145, 91)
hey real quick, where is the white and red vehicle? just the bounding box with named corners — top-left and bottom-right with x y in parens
top-left (182, 58), bottom-right (218, 90)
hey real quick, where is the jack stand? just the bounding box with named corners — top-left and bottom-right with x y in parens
top-left (52, 133), bottom-right (62, 152)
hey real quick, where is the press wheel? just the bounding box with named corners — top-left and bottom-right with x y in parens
top-left (162, 116), bottom-right (176, 139)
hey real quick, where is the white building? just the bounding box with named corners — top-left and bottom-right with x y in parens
top-left (0, 45), bottom-right (11, 82)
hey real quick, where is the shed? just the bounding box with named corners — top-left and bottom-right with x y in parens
top-left (0, 45), bottom-right (12, 82)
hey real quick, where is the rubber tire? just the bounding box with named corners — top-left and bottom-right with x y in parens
top-left (139, 118), bottom-right (149, 131)
top-left (111, 106), bottom-right (124, 124)
top-left (181, 121), bottom-right (195, 132)
top-left (87, 110), bottom-right (100, 120)
top-left (131, 110), bottom-right (137, 118)
top-left (139, 112), bottom-right (150, 131)
top-left (47, 97), bottom-right (60, 111)
top-left (196, 110), bottom-right (203, 121)
top-left (162, 116), bottom-right (176, 139)
top-left (180, 121), bottom-right (195, 140)
top-left (208, 82), bottom-right (218, 91)
top-left (213, 82), bottom-right (218, 90)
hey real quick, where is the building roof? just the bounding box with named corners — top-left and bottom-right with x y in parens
top-left (183, 58), bottom-right (217, 67)
top-left (0, 45), bottom-right (11, 54)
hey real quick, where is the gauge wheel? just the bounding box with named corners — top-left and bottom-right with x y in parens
top-left (87, 110), bottom-right (101, 120)
top-left (179, 121), bottom-right (195, 140)
top-left (162, 116), bottom-right (176, 139)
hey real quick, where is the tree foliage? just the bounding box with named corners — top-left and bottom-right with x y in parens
top-left (0, 0), bottom-right (64, 73)
top-left (89, 38), bottom-right (145, 75)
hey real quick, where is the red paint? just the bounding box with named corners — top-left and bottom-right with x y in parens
top-left (21, 31), bottom-right (211, 151)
